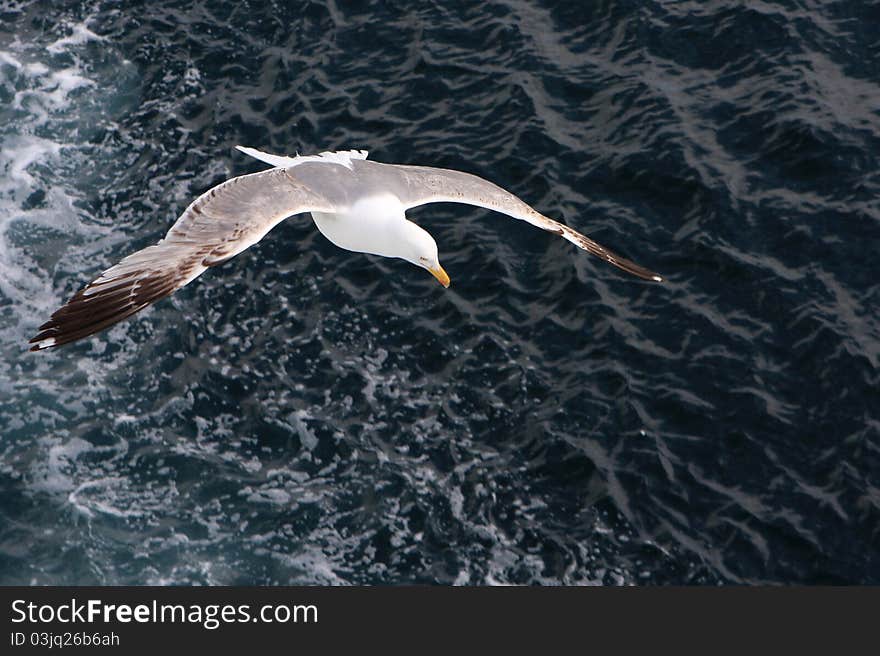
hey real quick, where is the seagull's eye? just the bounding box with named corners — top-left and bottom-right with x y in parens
top-left (419, 256), bottom-right (429, 264)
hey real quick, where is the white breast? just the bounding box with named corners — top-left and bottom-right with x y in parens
top-left (311, 193), bottom-right (406, 258)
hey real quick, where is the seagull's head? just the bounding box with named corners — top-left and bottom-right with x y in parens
top-left (399, 220), bottom-right (450, 288)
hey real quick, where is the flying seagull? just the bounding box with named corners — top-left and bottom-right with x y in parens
top-left (29, 147), bottom-right (662, 351)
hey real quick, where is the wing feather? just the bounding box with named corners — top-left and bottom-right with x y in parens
top-left (389, 164), bottom-right (662, 282)
top-left (30, 168), bottom-right (334, 350)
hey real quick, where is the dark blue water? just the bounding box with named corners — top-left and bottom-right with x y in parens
top-left (1, 0), bottom-right (878, 585)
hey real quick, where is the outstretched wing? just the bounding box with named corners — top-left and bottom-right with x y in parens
top-left (386, 164), bottom-right (662, 282)
top-left (30, 167), bottom-right (335, 351)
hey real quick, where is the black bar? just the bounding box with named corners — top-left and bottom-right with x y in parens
top-left (0, 587), bottom-right (876, 651)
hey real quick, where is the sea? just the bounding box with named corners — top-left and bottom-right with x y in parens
top-left (0, 0), bottom-right (878, 585)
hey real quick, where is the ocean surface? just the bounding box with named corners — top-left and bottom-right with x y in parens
top-left (1, 0), bottom-right (878, 585)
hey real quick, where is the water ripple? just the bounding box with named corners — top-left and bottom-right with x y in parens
top-left (0, 0), bottom-right (877, 584)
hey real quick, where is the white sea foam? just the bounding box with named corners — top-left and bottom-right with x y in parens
top-left (68, 477), bottom-right (145, 519)
top-left (0, 77), bottom-right (80, 328)
top-left (0, 18), bottom-right (140, 353)
top-left (30, 436), bottom-right (93, 495)
top-left (0, 50), bottom-right (22, 69)
top-left (0, 133), bottom-right (62, 188)
top-left (46, 21), bottom-right (104, 54)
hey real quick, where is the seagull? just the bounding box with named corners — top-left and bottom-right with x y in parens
top-left (29, 146), bottom-right (662, 351)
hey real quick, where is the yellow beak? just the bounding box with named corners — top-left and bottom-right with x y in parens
top-left (428, 264), bottom-right (451, 288)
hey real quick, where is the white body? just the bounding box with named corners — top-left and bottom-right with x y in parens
top-left (311, 194), bottom-right (407, 258)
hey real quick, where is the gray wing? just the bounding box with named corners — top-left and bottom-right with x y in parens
top-left (385, 163), bottom-right (662, 282)
top-left (30, 168), bottom-right (335, 351)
